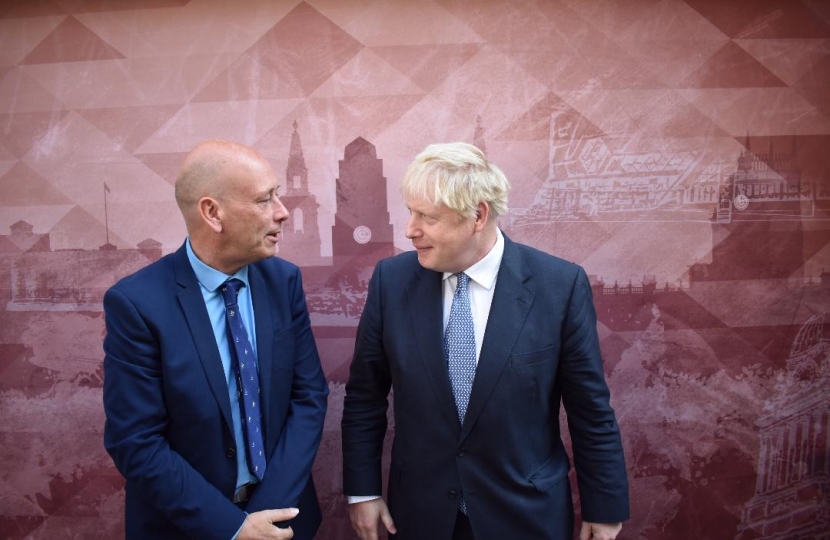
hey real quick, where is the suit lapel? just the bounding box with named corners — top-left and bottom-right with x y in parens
top-left (172, 245), bottom-right (234, 435)
top-left (460, 237), bottom-right (534, 442)
top-left (406, 266), bottom-right (461, 430)
top-left (248, 264), bottom-right (273, 435)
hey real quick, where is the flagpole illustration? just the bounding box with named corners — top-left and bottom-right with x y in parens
top-left (104, 182), bottom-right (111, 246)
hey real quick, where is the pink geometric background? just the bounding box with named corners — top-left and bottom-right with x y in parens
top-left (1, 1), bottom-right (829, 539)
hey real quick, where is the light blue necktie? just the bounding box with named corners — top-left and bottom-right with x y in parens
top-left (221, 279), bottom-right (266, 481)
top-left (445, 272), bottom-right (476, 514)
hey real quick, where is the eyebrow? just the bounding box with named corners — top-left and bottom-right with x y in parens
top-left (258, 186), bottom-right (279, 198)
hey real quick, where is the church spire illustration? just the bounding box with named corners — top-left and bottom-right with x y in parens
top-left (278, 120), bottom-right (323, 265)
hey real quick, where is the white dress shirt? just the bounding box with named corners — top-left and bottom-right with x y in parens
top-left (442, 229), bottom-right (504, 364)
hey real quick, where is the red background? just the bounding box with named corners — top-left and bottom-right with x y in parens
top-left (1, 1), bottom-right (829, 538)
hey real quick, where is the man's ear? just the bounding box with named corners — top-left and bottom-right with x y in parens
top-left (199, 197), bottom-right (223, 233)
top-left (473, 201), bottom-right (490, 231)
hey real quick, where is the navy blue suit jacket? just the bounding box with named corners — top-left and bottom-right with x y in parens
top-left (342, 235), bottom-right (629, 540)
top-left (103, 243), bottom-right (328, 540)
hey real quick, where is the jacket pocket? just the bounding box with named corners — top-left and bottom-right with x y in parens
top-left (511, 344), bottom-right (556, 368)
top-left (528, 453), bottom-right (570, 492)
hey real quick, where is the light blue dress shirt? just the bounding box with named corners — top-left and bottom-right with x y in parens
top-left (185, 239), bottom-right (258, 491)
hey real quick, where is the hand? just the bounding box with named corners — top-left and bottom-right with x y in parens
top-left (348, 498), bottom-right (397, 540)
top-left (237, 508), bottom-right (298, 540)
top-left (580, 521), bottom-right (622, 540)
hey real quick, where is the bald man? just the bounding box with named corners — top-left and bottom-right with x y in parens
top-left (103, 140), bottom-right (329, 540)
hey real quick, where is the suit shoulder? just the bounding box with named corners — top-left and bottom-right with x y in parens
top-left (513, 241), bottom-right (582, 276)
top-left (376, 250), bottom-right (418, 272)
top-left (108, 252), bottom-right (178, 296)
top-left (255, 255), bottom-right (301, 277)
top-left (371, 250), bottom-right (426, 283)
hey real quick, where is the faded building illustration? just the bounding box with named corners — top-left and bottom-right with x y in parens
top-left (735, 313), bottom-right (830, 540)
top-left (278, 120), bottom-right (325, 267)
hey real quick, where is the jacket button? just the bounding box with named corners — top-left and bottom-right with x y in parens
top-left (227, 447), bottom-right (236, 458)
top-left (457, 448), bottom-right (466, 458)
top-left (448, 490), bottom-right (457, 500)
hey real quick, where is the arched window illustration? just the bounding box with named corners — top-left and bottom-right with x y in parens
top-left (293, 208), bottom-right (304, 233)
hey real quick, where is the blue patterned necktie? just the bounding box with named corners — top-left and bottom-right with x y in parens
top-left (221, 279), bottom-right (266, 481)
top-left (445, 272), bottom-right (476, 514)
top-left (445, 272), bottom-right (477, 425)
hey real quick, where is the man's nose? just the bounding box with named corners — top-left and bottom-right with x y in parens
top-left (274, 197), bottom-right (289, 222)
top-left (405, 215), bottom-right (419, 239)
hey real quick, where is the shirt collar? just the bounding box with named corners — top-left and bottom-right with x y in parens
top-left (186, 238), bottom-right (250, 293)
top-left (443, 229), bottom-right (504, 291)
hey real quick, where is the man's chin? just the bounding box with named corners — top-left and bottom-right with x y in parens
top-left (416, 253), bottom-right (436, 271)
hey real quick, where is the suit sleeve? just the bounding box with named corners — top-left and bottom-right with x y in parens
top-left (341, 261), bottom-right (393, 496)
top-left (246, 268), bottom-right (329, 511)
top-left (558, 267), bottom-right (630, 523)
top-left (103, 287), bottom-right (246, 540)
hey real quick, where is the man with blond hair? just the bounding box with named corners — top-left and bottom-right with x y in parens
top-left (342, 142), bottom-right (629, 540)
top-left (103, 140), bottom-right (328, 540)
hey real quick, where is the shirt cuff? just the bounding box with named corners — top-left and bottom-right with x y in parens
top-left (347, 495), bottom-right (381, 504)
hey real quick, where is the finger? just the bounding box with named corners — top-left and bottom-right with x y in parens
top-left (266, 507), bottom-right (300, 524)
top-left (380, 506), bottom-right (397, 535)
top-left (274, 525), bottom-right (294, 539)
top-left (579, 522), bottom-right (592, 540)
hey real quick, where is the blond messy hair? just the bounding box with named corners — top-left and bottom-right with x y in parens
top-left (401, 142), bottom-right (509, 219)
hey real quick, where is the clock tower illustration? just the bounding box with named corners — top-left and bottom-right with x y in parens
top-left (331, 137), bottom-right (395, 263)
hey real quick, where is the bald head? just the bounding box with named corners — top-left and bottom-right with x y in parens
top-left (174, 139), bottom-right (267, 225)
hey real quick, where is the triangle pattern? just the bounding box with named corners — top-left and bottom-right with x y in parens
top-left (616, 0), bottom-right (729, 42)
top-left (20, 15), bottom-right (125, 64)
top-left (0, 111), bottom-right (70, 158)
top-left (311, 48), bottom-right (424, 98)
top-left (308, 94), bottom-right (427, 143)
top-left (620, 39), bottom-right (728, 89)
top-left (610, 89), bottom-right (732, 138)
top-left (245, 1), bottom-right (364, 97)
top-left (339, 0), bottom-right (483, 46)
top-left (48, 204), bottom-right (128, 250)
top-left (59, 0), bottom-right (191, 13)
top-left (370, 44), bottom-right (483, 93)
top-left (0, 2), bottom-right (67, 19)
top-left (804, 0), bottom-right (830, 27)
top-left (426, 46), bottom-right (550, 136)
top-left (677, 40), bottom-right (787, 88)
top-left (135, 100), bottom-right (303, 154)
top-left (562, 0), bottom-right (663, 40)
top-left (680, 87), bottom-right (830, 136)
top-left (76, 105), bottom-right (184, 153)
top-left (735, 38), bottom-right (830, 86)
top-left (133, 152), bottom-right (188, 186)
top-left (0, 68), bottom-right (66, 113)
top-left (684, 0), bottom-right (830, 39)
top-left (0, 161), bottom-right (73, 206)
top-left (191, 52), bottom-right (306, 102)
top-left (255, 94), bottom-right (427, 158)
top-left (495, 93), bottom-right (605, 141)
top-left (793, 53), bottom-right (830, 117)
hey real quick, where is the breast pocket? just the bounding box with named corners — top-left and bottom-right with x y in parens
top-left (511, 344), bottom-right (557, 368)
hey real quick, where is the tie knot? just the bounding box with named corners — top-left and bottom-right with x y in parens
top-left (454, 272), bottom-right (469, 293)
top-left (221, 278), bottom-right (244, 306)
